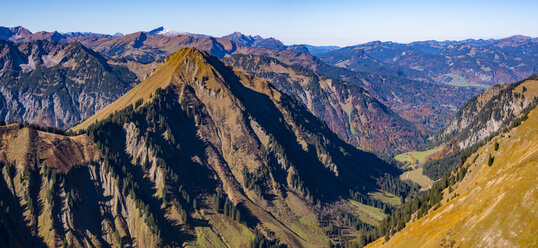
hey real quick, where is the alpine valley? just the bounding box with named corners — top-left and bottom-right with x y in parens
top-left (0, 24), bottom-right (536, 248)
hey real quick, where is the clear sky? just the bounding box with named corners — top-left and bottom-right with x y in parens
top-left (2, 0), bottom-right (537, 46)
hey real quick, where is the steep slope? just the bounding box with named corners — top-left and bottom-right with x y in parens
top-left (224, 54), bottom-right (426, 154)
top-left (319, 37), bottom-right (538, 86)
top-left (423, 74), bottom-right (538, 179)
top-left (0, 47), bottom-right (416, 248)
top-left (367, 104), bottom-right (538, 248)
top-left (239, 48), bottom-right (482, 132)
top-left (0, 39), bottom-right (155, 129)
top-left (437, 74), bottom-right (538, 149)
top-left (0, 123), bottom-right (102, 247)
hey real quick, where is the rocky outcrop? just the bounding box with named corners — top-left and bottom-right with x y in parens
top-left (0, 40), bottom-right (145, 129)
top-left (436, 74), bottom-right (538, 150)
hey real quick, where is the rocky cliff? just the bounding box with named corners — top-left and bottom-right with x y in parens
top-left (0, 40), bottom-right (156, 129)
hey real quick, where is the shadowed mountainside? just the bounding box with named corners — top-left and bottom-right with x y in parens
top-left (0, 48), bottom-right (418, 247)
top-left (225, 53), bottom-right (426, 154)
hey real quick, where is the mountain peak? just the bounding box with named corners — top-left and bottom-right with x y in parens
top-left (72, 47), bottom-right (214, 131)
top-left (148, 26), bottom-right (165, 34)
top-left (229, 31), bottom-right (244, 36)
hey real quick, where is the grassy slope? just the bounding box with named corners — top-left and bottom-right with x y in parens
top-left (367, 107), bottom-right (538, 248)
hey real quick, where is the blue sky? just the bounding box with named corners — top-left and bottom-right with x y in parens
top-left (2, 0), bottom-right (537, 46)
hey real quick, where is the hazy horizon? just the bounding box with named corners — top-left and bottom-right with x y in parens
top-left (2, 0), bottom-right (538, 46)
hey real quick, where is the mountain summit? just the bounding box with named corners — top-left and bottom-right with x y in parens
top-left (0, 47), bottom-right (413, 247)
top-left (147, 26), bottom-right (210, 38)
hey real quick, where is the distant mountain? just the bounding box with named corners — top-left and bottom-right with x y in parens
top-left (238, 48), bottom-right (483, 132)
top-left (0, 39), bottom-right (155, 128)
top-left (0, 26), bottom-right (68, 43)
top-left (285, 44), bottom-right (309, 53)
top-left (225, 54), bottom-right (426, 154)
top-left (367, 102), bottom-right (538, 248)
top-left (221, 32), bottom-right (337, 55)
top-left (0, 26), bottom-right (123, 42)
top-left (221, 31), bottom-right (263, 46)
top-left (0, 47), bottom-right (415, 247)
top-left (0, 26), bottom-right (32, 42)
top-left (222, 31), bottom-right (287, 50)
top-left (1, 26), bottom-right (481, 134)
top-left (147, 26), bottom-right (211, 38)
top-left (70, 31), bottom-right (241, 63)
top-left (303, 44), bottom-right (341, 56)
top-left (62, 31), bottom-right (123, 38)
top-left (318, 36), bottom-right (538, 86)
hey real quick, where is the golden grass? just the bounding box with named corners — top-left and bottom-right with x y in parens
top-left (369, 191), bottom-right (401, 206)
top-left (367, 107), bottom-right (538, 248)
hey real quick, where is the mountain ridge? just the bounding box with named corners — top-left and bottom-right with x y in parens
top-left (319, 36), bottom-right (538, 86)
top-left (63, 47), bottom-right (412, 247)
top-left (225, 53), bottom-right (427, 154)
top-left (0, 39), bottom-right (156, 129)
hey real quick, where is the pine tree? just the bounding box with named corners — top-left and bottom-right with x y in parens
top-left (488, 154), bottom-right (494, 166)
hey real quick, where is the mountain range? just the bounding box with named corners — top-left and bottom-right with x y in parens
top-left (224, 54), bottom-right (426, 154)
top-left (0, 25), bottom-right (487, 154)
top-left (0, 47), bottom-right (413, 247)
top-left (0, 39), bottom-right (156, 129)
top-left (318, 36), bottom-right (538, 87)
top-left (0, 24), bottom-right (536, 248)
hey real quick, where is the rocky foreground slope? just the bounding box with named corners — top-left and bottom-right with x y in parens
top-left (367, 103), bottom-right (538, 248)
top-left (437, 74), bottom-right (538, 149)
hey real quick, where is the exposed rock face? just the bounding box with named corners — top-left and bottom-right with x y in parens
top-left (0, 40), bottom-right (145, 129)
top-left (0, 123), bottom-right (164, 248)
top-left (225, 54), bottom-right (426, 154)
top-left (437, 74), bottom-right (538, 150)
